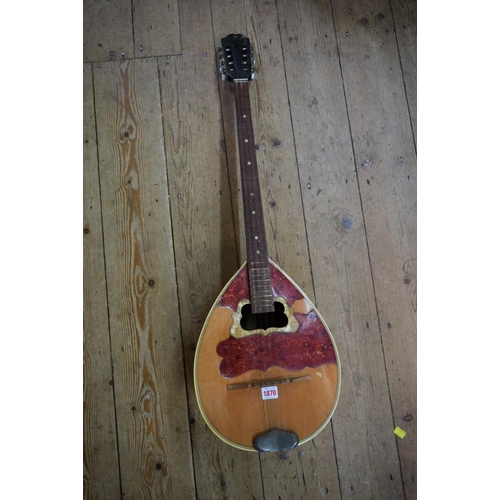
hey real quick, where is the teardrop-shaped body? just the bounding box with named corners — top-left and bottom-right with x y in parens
top-left (194, 260), bottom-right (341, 451)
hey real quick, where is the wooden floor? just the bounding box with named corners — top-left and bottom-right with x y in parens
top-left (83, 0), bottom-right (417, 499)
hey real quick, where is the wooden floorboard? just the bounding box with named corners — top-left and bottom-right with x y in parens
top-left (92, 58), bottom-right (195, 498)
top-left (83, 0), bottom-right (133, 62)
top-left (277, 1), bottom-right (405, 498)
top-left (83, 1), bottom-right (417, 498)
top-left (83, 0), bottom-right (182, 62)
top-left (158, 0), bottom-right (264, 496)
top-left (331, 0), bottom-right (418, 498)
top-left (391, 0), bottom-right (417, 147)
top-left (132, 0), bottom-right (182, 58)
top-left (83, 63), bottom-right (122, 500)
top-left (211, 2), bottom-right (343, 498)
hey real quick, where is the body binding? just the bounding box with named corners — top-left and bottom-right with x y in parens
top-left (194, 259), bottom-right (341, 451)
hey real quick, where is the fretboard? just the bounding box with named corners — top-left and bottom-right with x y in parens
top-left (234, 82), bottom-right (274, 314)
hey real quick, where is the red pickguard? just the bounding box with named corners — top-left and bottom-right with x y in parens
top-left (216, 263), bottom-right (336, 378)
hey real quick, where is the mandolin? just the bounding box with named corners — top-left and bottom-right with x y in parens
top-left (194, 34), bottom-right (340, 452)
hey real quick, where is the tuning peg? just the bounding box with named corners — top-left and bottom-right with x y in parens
top-left (250, 44), bottom-right (256, 73)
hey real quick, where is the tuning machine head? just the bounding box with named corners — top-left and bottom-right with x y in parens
top-left (218, 46), bottom-right (228, 80)
top-left (219, 34), bottom-right (255, 81)
top-left (250, 43), bottom-right (256, 79)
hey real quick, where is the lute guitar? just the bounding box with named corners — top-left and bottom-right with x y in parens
top-left (194, 34), bottom-right (341, 452)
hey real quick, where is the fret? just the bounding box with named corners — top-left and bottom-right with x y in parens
top-left (233, 81), bottom-right (274, 314)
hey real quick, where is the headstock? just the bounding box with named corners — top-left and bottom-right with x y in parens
top-left (219, 34), bottom-right (255, 82)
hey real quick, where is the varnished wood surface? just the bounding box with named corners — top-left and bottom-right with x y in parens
top-left (195, 261), bottom-right (339, 449)
top-left (83, 0), bottom-right (417, 498)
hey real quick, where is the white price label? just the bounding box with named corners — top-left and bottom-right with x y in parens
top-left (261, 386), bottom-right (278, 400)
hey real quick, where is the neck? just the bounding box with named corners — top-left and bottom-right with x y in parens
top-left (233, 81), bottom-right (274, 314)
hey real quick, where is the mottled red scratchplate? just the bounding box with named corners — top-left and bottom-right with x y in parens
top-left (216, 263), bottom-right (336, 378)
top-left (219, 264), bottom-right (303, 310)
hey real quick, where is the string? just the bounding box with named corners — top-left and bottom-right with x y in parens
top-left (234, 81), bottom-right (283, 435)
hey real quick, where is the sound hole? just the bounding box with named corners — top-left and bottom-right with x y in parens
top-left (240, 301), bottom-right (289, 331)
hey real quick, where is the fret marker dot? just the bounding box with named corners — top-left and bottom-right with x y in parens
top-left (245, 139), bottom-right (248, 143)
top-left (243, 114), bottom-right (247, 118)
top-left (256, 250), bottom-right (260, 254)
top-left (252, 210), bottom-right (256, 214)
top-left (250, 192), bottom-right (254, 196)
top-left (255, 236), bottom-right (258, 239)
top-left (247, 162), bottom-right (251, 165)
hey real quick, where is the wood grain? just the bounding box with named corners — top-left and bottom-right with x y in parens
top-left (83, 63), bottom-right (121, 500)
top-left (212, 0), bottom-right (314, 289)
top-left (132, 0), bottom-right (182, 57)
top-left (83, 1), bottom-right (417, 497)
top-left (83, 0), bottom-right (133, 62)
top-left (277, 0), bottom-right (405, 498)
top-left (157, 0), bottom-right (265, 497)
top-left (391, 0), bottom-right (417, 145)
top-left (211, 1), bottom-right (343, 498)
top-left (195, 261), bottom-right (339, 449)
top-left (332, 0), bottom-right (418, 497)
top-left (93, 58), bottom-right (195, 499)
